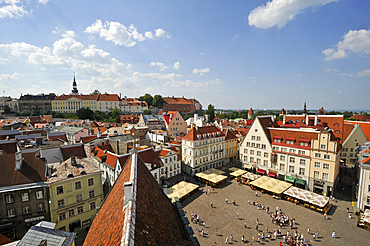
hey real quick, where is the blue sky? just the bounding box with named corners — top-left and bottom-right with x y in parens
top-left (0, 0), bottom-right (369, 111)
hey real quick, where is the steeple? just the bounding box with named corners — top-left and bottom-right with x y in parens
top-left (303, 101), bottom-right (307, 115)
top-left (71, 73), bottom-right (78, 95)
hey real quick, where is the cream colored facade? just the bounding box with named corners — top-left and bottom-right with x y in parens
top-left (165, 111), bottom-right (187, 138)
top-left (48, 157), bottom-right (103, 232)
top-left (52, 98), bottom-right (97, 113)
top-left (225, 131), bottom-right (238, 165)
top-left (341, 124), bottom-right (367, 165)
top-left (357, 142), bottom-right (370, 211)
top-left (309, 130), bottom-right (340, 197)
top-left (240, 116), bottom-right (274, 170)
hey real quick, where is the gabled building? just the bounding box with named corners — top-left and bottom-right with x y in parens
top-left (164, 111), bottom-right (187, 138)
top-left (47, 156), bottom-right (103, 232)
top-left (182, 126), bottom-right (225, 175)
top-left (138, 114), bottom-right (165, 131)
top-left (0, 152), bottom-right (50, 241)
top-left (341, 123), bottom-right (367, 165)
top-left (83, 150), bottom-right (192, 246)
top-left (163, 96), bottom-right (201, 114)
top-left (157, 148), bottom-right (182, 180)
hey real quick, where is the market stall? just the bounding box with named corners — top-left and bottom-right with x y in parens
top-left (167, 181), bottom-right (199, 202)
top-left (230, 169), bottom-right (247, 179)
top-left (249, 176), bottom-right (292, 195)
top-left (195, 169), bottom-right (227, 186)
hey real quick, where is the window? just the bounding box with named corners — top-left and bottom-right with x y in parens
top-left (36, 190), bottom-right (43, 199)
top-left (255, 129), bottom-right (258, 132)
top-left (246, 142), bottom-right (250, 147)
top-left (257, 136), bottom-right (261, 141)
top-left (250, 157), bottom-right (254, 163)
top-left (286, 140), bottom-right (294, 145)
top-left (280, 164), bottom-right (285, 171)
top-left (244, 149), bottom-right (248, 154)
top-left (250, 150), bottom-right (254, 155)
top-left (88, 178), bottom-right (94, 186)
top-left (89, 190), bottom-right (95, 198)
top-left (320, 144), bottom-right (326, 150)
top-left (23, 206), bottom-right (30, 214)
top-left (256, 144), bottom-right (260, 148)
top-left (251, 136), bottom-right (256, 140)
top-left (350, 148), bottom-right (353, 152)
top-left (300, 159), bottom-right (306, 165)
top-left (290, 149), bottom-right (296, 153)
top-left (324, 154), bottom-right (330, 160)
top-left (289, 157), bottom-right (295, 163)
top-left (323, 163), bottom-right (330, 170)
top-left (7, 208), bottom-right (15, 218)
top-left (59, 212), bottom-right (66, 221)
top-left (56, 186), bottom-right (64, 195)
top-left (58, 199), bottom-right (65, 208)
top-left (342, 153), bottom-right (347, 157)
top-left (5, 195), bottom-right (13, 204)
top-left (264, 152), bottom-right (268, 158)
top-left (263, 160), bottom-right (268, 166)
top-left (274, 147), bottom-right (279, 151)
top-left (77, 206), bottom-right (84, 215)
top-left (314, 171), bottom-right (320, 179)
top-left (257, 151), bottom-right (261, 156)
top-left (244, 156), bottom-right (248, 161)
top-left (38, 203), bottom-right (45, 211)
top-left (314, 153), bottom-right (321, 158)
top-left (262, 144), bottom-right (266, 149)
top-left (76, 194), bottom-right (83, 202)
top-left (368, 185), bottom-right (370, 192)
top-left (300, 142), bottom-right (308, 146)
top-left (281, 148), bottom-right (287, 152)
top-left (257, 159), bottom-right (261, 165)
top-left (280, 156), bottom-right (285, 161)
top-left (322, 173), bottom-right (329, 181)
top-left (298, 150), bottom-right (305, 155)
top-left (21, 192), bottom-right (29, 202)
top-left (274, 139), bottom-right (281, 143)
top-left (68, 209), bottom-right (75, 218)
top-left (367, 196), bottom-right (370, 204)
top-left (75, 181), bottom-right (82, 190)
top-left (289, 166), bottom-right (294, 173)
top-left (90, 202), bottom-right (96, 210)
top-left (299, 168), bottom-right (305, 175)
top-left (314, 162), bottom-right (320, 168)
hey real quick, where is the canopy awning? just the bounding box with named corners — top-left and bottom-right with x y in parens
top-left (242, 172), bottom-right (261, 181)
top-left (243, 164), bottom-right (252, 169)
top-left (283, 186), bottom-right (328, 207)
top-left (167, 181), bottom-right (199, 202)
top-left (268, 171), bottom-right (277, 178)
top-left (295, 178), bottom-right (306, 186)
top-left (256, 168), bottom-right (266, 175)
top-left (285, 176), bottom-right (296, 183)
top-left (230, 169), bottom-right (247, 177)
top-left (250, 176), bottom-right (292, 194)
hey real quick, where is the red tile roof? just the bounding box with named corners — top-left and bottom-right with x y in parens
top-left (182, 126), bottom-right (225, 141)
top-left (248, 107), bottom-right (254, 114)
top-left (225, 129), bottom-right (238, 141)
top-left (269, 128), bottom-right (319, 150)
top-left (0, 140), bottom-right (17, 154)
top-left (350, 114), bottom-right (370, 122)
top-left (159, 149), bottom-right (170, 157)
top-left (345, 121), bottom-right (370, 141)
top-left (54, 94), bottom-right (99, 100)
top-left (163, 97), bottom-right (193, 105)
top-left (97, 94), bottom-right (120, 101)
top-left (342, 123), bottom-right (355, 143)
top-left (84, 151), bottom-right (191, 246)
top-left (0, 233), bottom-right (12, 245)
top-left (0, 152), bottom-right (46, 187)
top-left (60, 144), bottom-right (86, 161)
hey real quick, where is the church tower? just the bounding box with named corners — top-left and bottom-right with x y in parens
top-left (303, 101), bottom-right (307, 115)
top-left (71, 74), bottom-right (78, 95)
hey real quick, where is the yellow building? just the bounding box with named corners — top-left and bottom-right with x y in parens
top-left (309, 129), bottom-right (341, 197)
top-left (225, 129), bottom-right (238, 165)
top-left (47, 156), bottom-right (103, 232)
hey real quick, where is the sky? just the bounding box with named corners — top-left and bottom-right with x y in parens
top-left (0, 0), bottom-right (369, 111)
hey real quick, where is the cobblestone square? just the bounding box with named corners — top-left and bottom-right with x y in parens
top-left (182, 176), bottom-right (369, 246)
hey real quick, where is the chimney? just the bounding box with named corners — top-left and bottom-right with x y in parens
top-left (283, 115), bottom-right (286, 125)
top-left (38, 240), bottom-right (47, 246)
top-left (71, 156), bottom-right (77, 166)
top-left (163, 184), bottom-right (168, 196)
top-left (15, 152), bottom-right (23, 170)
top-left (314, 115), bottom-right (318, 126)
top-left (97, 128), bottom-right (101, 138)
top-left (123, 181), bottom-right (133, 205)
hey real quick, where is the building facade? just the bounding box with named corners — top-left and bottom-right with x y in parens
top-left (163, 96), bottom-right (201, 114)
top-left (164, 111), bottom-right (187, 138)
top-left (19, 94), bottom-right (56, 114)
top-left (182, 126), bottom-right (225, 175)
top-left (47, 156), bottom-right (103, 232)
top-left (224, 129), bottom-right (238, 165)
top-left (357, 142), bottom-right (370, 211)
top-left (341, 123), bottom-right (367, 165)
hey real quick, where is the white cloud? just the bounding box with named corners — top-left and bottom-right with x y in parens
top-left (355, 69), bottom-right (370, 77)
top-left (0, 72), bottom-right (21, 83)
top-left (248, 0), bottom-right (337, 29)
top-left (155, 28), bottom-right (171, 39)
top-left (39, 0), bottom-right (50, 4)
top-left (193, 67), bottom-right (210, 76)
top-left (323, 29), bottom-right (370, 61)
top-left (323, 67), bottom-right (339, 73)
top-left (173, 62), bottom-right (180, 70)
top-left (149, 61), bottom-right (169, 71)
top-left (0, 0), bottom-right (29, 19)
top-left (291, 73), bottom-right (301, 77)
top-left (0, 56), bottom-right (8, 64)
top-left (85, 20), bottom-right (170, 47)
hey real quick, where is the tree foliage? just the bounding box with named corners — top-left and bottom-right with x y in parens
top-left (143, 109), bottom-right (152, 115)
top-left (152, 95), bottom-right (164, 108)
top-left (3, 105), bottom-right (11, 114)
top-left (76, 107), bottom-right (94, 120)
top-left (92, 89), bottom-right (101, 95)
top-left (205, 104), bottom-right (215, 122)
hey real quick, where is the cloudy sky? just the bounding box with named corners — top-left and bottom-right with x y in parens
top-left (0, 0), bottom-right (369, 110)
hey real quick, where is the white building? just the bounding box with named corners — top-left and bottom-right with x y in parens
top-left (357, 142), bottom-right (370, 211)
top-left (185, 114), bottom-right (205, 128)
top-left (157, 149), bottom-right (181, 179)
top-left (182, 126), bottom-right (225, 175)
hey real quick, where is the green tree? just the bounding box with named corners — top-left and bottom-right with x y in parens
top-left (205, 104), bottom-right (215, 122)
top-left (184, 112), bottom-right (193, 120)
top-left (93, 110), bottom-right (106, 121)
top-left (92, 89), bottom-right (101, 95)
top-left (152, 95), bottom-right (164, 108)
top-left (142, 93), bottom-right (153, 107)
top-left (76, 107), bottom-right (94, 120)
top-left (143, 109), bottom-right (152, 115)
top-left (3, 105), bottom-right (11, 114)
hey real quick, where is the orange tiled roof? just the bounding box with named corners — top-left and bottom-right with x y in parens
top-left (342, 123), bottom-right (355, 142)
top-left (54, 94), bottom-right (99, 100)
top-left (248, 107), bottom-right (254, 114)
top-left (163, 97), bottom-right (193, 105)
top-left (350, 114), bottom-right (370, 122)
top-left (159, 149), bottom-right (170, 157)
top-left (97, 94), bottom-right (120, 101)
top-left (345, 121), bottom-right (370, 141)
top-left (183, 126), bottom-right (224, 141)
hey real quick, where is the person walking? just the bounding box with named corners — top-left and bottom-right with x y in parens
top-left (225, 236), bottom-right (228, 244)
top-left (226, 198), bottom-right (228, 204)
top-left (215, 228), bottom-right (218, 236)
top-left (241, 235), bottom-right (244, 242)
top-left (211, 202), bottom-right (213, 207)
top-left (230, 235), bottom-right (233, 241)
top-left (237, 213), bottom-right (239, 220)
top-left (332, 231), bottom-right (336, 238)
top-left (255, 191), bottom-right (258, 197)
top-left (244, 222), bottom-right (247, 228)
top-left (307, 227), bottom-right (310, 234)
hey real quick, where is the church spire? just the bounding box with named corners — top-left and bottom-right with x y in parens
top-left (303, 101), bottom-right (307, 115)
top-left (71, 73), bottom-right (78, 95)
